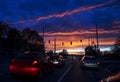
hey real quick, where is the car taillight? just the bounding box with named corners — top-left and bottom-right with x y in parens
top-left (50, 60), bottom-right (53, 62)
top-left (82, 61), bottom-right (85, 64)
top-left (32, 60), bottom-right (38, 65)
top-left (97, 62), bottom-right (100, 64)
top-left (12, 59), bottom-right (14, 63)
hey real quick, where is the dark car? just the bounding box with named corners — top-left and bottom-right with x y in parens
top-left (81, 56), bottom-right (99, 69)
top-left (51, 55), bottom-right (65, 67)
top-left (9, 52), bottom-right (54, 78)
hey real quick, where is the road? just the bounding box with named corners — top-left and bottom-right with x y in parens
top-left (0, 55), bottom-right (120, 82)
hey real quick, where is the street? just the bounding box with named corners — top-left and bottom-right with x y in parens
top-left (0, 55), bottom-right (120, 82)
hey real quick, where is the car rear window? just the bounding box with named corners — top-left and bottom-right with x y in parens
top-left (84, 57), bottom-right (97, 60)
top-left (15, 53), bottom-right (39, 60)
top-left (51, 56), bottom-right (59, 59)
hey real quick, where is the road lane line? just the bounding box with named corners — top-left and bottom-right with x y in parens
top-left (57, 65), bottom-right (72, 82)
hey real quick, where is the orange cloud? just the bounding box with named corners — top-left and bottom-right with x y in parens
top-left (39, 28), bottom-right (119, 37)
top-left (42, 27), bottom-right (119, 51)
top-left (45, 37), bottom-right (114, 51)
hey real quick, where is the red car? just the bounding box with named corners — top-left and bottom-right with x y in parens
top-left (9, 52), bottom-right (54, 78)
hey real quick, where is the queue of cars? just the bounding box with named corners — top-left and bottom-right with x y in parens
top-left (9, 51), bottom-right (65, 79)
top-left (9, 53), bottom-right (99, 79)
top-left (50, 55), bottom-right (65, 67)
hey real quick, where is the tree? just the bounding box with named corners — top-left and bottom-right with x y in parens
top-left (85, 46), bottom-right (98, 57)
top-left (0, 21), bottom-right (10, 54)
top-left (47, 50), bottom-right (53, 56)
top-left (7, 28), bottom-right (23, 53)
top-left (113, 36), bottom-right (120, 54)
top-left (59, 49), bottom-right (68, 58)
top-left (21, 28), bottom-right (44, 52)
top-left (0, 21), bottom-right (9, 39)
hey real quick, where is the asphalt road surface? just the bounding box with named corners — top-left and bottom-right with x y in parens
top-left (0, 55), bottom-right (120, 82)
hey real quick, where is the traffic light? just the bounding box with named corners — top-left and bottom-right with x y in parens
top-left (62, 42), bottom-right (64, 46)
top-left (80, 40), bottom-right (82, 42)
top-left (48, 40), bottom-right (50, 44)
top-left (92, 41), bottom-right (94, 45)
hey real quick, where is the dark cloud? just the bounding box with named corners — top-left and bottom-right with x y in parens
top-left (0, 0), bottom-right (119, 34)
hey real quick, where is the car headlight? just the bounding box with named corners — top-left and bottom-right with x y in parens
top-left (53, 60), bottom-right (59, 64)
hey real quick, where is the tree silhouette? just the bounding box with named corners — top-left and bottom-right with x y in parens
top-left (7, 28), bottom-right (23, 53)
top-left (113, 36), bottom-right (120, 54)
top-left (0, 21), bottom-right (10, 54)
top-left (0, 21), bottom-right (9, 39)
top-left (85, 46), bottom-right (97, 57)
top-left (0, 21), bottom-right (44, 55)
top-left (21, 28), bottom-right (44, 52)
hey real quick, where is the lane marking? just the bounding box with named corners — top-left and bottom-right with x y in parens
top-left (57, 65), bottom-right (72, 82)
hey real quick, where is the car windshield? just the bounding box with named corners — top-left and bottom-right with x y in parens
top-left (15, 53), bottom-right (38, 60)
top-left (51, 55), bottom-right (59, 60)
top-left (84, 57), bottom-right (97, 60)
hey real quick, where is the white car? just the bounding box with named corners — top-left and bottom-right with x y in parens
top-left (81, 56), bottom-right (99, 69)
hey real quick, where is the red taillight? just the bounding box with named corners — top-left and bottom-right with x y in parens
top-left (82, 61), bottom-right (85, 64)
top-left (50, 60), bottom-right (53, 62)
top-left (9, 65), bottom-right (14, 70)
top-left (12, 59), bottom-right (14, 63)
top-left (97, 62), bottom-right (100, 64)
top-left (32, 60), bottom-right (38, 65)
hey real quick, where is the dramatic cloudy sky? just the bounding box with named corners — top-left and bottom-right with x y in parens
top-left (0, 0), bottom-right (120, 51)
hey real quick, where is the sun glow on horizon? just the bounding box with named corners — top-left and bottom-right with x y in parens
top-left (55, 46), bottom-right (112, 55)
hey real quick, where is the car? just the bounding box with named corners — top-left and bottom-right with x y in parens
top-left (81, 56), bottom-right (99, 69)
top-left (51, 55), bottom-right (65, 67)
top-left (101, 72), bottom-right (120, 82)
top-left (9, 51), bottom-right (54, 79)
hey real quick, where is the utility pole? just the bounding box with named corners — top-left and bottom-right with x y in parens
top-left (42, 26), bottom-right (45, 55)
top-left (88, 36), bottom-right (90, 46)
top-left (90, 36), bottom-right (92, 46)
top-left (96, 25), bottom-right (100, 57)
top-left (96, 25), bottom-right (99, 49)
top-left (54, 37), bottom-right (56, 54)
top-left (43, 26), bottom-right (45, 43)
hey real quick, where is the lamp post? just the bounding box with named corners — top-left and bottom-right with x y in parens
top-left (96, 25), bottom-right (99, 49)
top-left (42, 26), bottom-right (45, 55)
top-left (96, 25), bottom-right (100, 57)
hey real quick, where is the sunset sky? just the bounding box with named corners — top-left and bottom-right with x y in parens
top-left (0, 0), bottom-right (120, 53)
